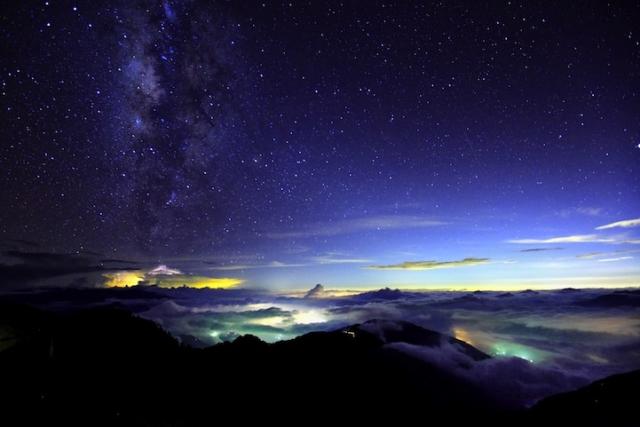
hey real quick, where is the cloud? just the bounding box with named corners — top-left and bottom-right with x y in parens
top-left (148, 265), bottom-right (182, 275)
top-left (0, 238), bottom-right (40, 248)
top-left (557, 207), bottom-right (603, 218)
top-left (508, 234), bottom-right (616, 244)
top-left (100, 258), bottom-right (140, 265)
top-left (213, 252), bottom-right (375, 267)
top-left (0, 250), bottom-right (123, 288)
top-left (208, 261), bottom-right (307, 271)
top-left (5, 284), bottom-right (640, 399)
top-left (144, 275), bottom-right (243, 289)
top-left (366, 257), bottom-right (489, 271)
top-left (597, 256), bottom-right (633, 263)
top-left (519, 247), bottom-right (563, 253)
top-left (103, 268), bottom-right (243, 289)
top-left (104, 271), bottom-right (146, 288)
top-left (577, 249), bottom-right (640, 260)
top-left (311, 253), bottom-right (371, 264)
top-left (576, 252), bottom-right (604, 259)
top-left (389, 341), bottom-right (588, 407)
top-left (265, 215), bottom-right (445, 239)
top-left (596, 218), bottom-right (640, 230)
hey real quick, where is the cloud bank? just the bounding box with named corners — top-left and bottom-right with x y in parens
top-left (2, 284), bottom-right (639, 408)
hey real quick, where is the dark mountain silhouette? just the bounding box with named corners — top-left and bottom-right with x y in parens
top-left (344, 319), bottom-right (490, 361)
top-left (559, 287), bottom-right (581, 293)
top-left (349, 287), bottom-right (422, 302)
top-left (497, 292), bottom-right (514, 298)
top-left (432, 294), bottom-right (489, 309)
top-left (578, 289), bottom-right (640, 308)
top-left (0, 285), bottom-right (165, 308)
top-left (530, 369), bottom-right (640, 425)
top-left (0, 303), bottom-right (637, 425)
top-left (303, 283), bottom-right (325, 298)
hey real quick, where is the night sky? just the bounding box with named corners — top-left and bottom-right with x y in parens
top-left (1, 1), bottom-right (639, 290)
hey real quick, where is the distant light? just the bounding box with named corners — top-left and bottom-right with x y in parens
top-left (103, 271), bottom-right (145, 288)
top-left (293, 309), bottom-right (327, 324)
top-left (492, 342), bottom-right (539, 363)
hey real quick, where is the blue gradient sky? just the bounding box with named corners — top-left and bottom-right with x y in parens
top-left (0, 1), bottom-right (638, 291)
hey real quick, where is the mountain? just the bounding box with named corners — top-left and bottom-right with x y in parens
top-left (578, 289), bottom-right (640, 308)
top-left (530, 369), bottom-right (640, 425)
top-left (345, 319), bottom-right (490, 361)
top-left (0, 303), bottom-right (637, 425)
top-left (303, 283), bottom-right (325, 298)
top-left (348, 287), bottom-right (425, 302)
top-left (497, 292), bottom-right (514, 298)
top-left (0, 304), bottom-right (504, 423)
top-left (432, 294), bottom-right (488, 308)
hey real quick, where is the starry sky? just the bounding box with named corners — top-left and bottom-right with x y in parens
top-left (1, 0), bottom-right (639, 290)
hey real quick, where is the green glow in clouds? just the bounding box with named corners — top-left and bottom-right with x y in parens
top-left (491, 342), bottom-right (544, 363)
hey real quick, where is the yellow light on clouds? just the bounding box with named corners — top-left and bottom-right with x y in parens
top-left (452, 327), bottom-right (474, 346)
top-left (104, 271), bottom-right (145, 288)
top-left (292, 309), bottom-right (327, 324)
top-left (103, 270), bottom-right (243, 289)
top-left (153, 275), bottom-right (244, 289)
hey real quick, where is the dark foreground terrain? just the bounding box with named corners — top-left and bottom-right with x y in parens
top-left (0, 303), bottom-right (637, 426)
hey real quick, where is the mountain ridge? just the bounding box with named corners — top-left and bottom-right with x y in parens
top-left (0, 304), bottom-right (637, 425)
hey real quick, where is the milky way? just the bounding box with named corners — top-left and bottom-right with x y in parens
top-left (0, 1), bottom-right (639, 289)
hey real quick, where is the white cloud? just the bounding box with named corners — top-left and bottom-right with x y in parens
top-left (312, 253), bottom-right (371, 264)
top-left (208, 261), bottom-right (307, 271)
top-left (595, 218), bottom-right (640, 230)
top-left (508, 234), bottom-right (616, 244)
top-left (148, 264), bottom-right (182, 276)
top-left (597, 256), bottom-right (633, 263)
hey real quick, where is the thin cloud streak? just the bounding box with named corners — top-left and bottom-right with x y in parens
top-left (597, 256), bottom-right (633, 263)
top-left (311, 255), bottom-right (372, 264)
top-left (208, 261), bottom-right (308, 271)
top-left (596, 218), bottom-right (640, 230)
top-left (519, 247), bottom-right (563, 253)
top-left (366, 257), bottom-right (489, 271)
top-left (508, 234), bottom-right (615, 244)
top-left (265, 215), bottom-right (446, 239)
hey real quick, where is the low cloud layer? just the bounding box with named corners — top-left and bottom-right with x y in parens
top-left (2, 281), bottom-right (639, 408)
top-left (389, 341), bottom-right (587, 407)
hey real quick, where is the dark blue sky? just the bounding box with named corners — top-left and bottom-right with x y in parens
top-left (0, 1), bottom-right (638, 289)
